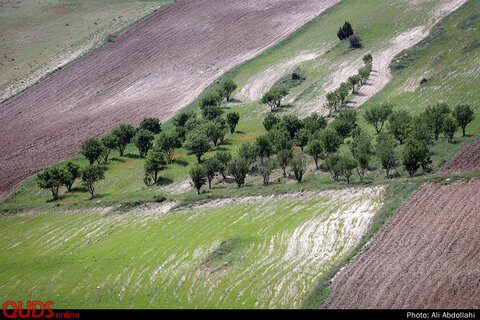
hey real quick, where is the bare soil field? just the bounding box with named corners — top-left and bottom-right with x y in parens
top-left (438, 137), bottom-right (480, 175)
top-left (321, 178), bottom-right (480, 309)
top-left (0, 0), bottom-right (340, 198)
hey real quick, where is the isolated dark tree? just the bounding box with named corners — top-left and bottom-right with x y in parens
top-left (364, 103), bottom-right (394, 134)
top-left (306, 139), bottom-right (324, 169)
top-left (81, 165), bottom-right (106, 199)
top-left (184, 129), bottom-right (212, 163)
top-left (101, 134), bottom-right (119, 162)
top-left (190, 165), bottom-right (207, 194)
top-left (111, 124), bottom-right (136, 156)
top-left (261, 86), bottom-right (289, 112)
top-left (80, 137), bottom-right (105, 165)
top-left (221, 79), bottom-right (238, 102)
top-left (453, 104), bottom-right (475, 136)
top-left (156, 130), bottom-right (182, 163)
top-left (214, 151), bottom-right (232, 180)
top-left (290, 154), bottom-right (307, 183)
top-left (203, 158), bottom-right (221, 189)
top-left (62, 162), bottom-right (81, 192)
top-left (228, 157), bottom-right (250, 188)
top-left (139, 117), bottom-right (162, 134)
top-left (337, 21), bottom-right (354, 40)
top-left (144, 147), bottom-right (166, 185)
top-left (37, 166), bottom-right (65, 201)
top-left (226, 112), bottom-right (240, 134)
top-left (277, 149), bottom-right (293, 178)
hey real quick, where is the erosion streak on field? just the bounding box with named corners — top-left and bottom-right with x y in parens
top-left (322, 180), bottom-right (480, 309)
top-left (0, 187), bottom-right (384, 308)
top-left (0, 0), bottom-right (341, 199)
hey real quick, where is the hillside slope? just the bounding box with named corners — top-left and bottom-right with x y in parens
top-left (0, 0), bottom-right (340, 198)
top-left (319, 0), bottom-right (480, 309)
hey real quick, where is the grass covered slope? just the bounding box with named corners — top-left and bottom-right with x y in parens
top-left (3, 0), bottom-right (476, 208)
top-left (0, 0), bottom-right (173, 102)
top-left (363, 0), bottom-right (480, 131)
top-left (0, 187), bottom-right (383, 308)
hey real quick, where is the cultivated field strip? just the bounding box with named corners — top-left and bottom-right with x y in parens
top-left (322, 180), bottom-right (480, 309)
top-left (0, 187), bottom-right (384, 308)
top-left (0, 0), bottom-right (341, 199)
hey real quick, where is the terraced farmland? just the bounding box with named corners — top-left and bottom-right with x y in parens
top-left (0, 187), bottom-right (383, 308)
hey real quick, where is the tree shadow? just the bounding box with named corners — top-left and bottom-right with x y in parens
top-left (274, 104), bottom-right (295, 113)
top-left (110, 157), bottom-right (126, 163)
top-left (124, 153), bottom-right (141, 160)
top-left (68, 186), bottom-right (88, 193)
top-left (155, 177), bottom-right (174, 187)
top-left (228, 98), bottom-right (243, 104)
top-left (173, 158), bottom-right (190, 167)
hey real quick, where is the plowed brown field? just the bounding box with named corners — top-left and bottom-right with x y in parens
top-left (438, 137), bottom-right (480, 175)
top-left (321, 177), bottom-right (480, 309)
top-left (0, 0), bottom-right (339, 198)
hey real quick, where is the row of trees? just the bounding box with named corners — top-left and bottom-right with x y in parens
top-left (37, 162), bottom-right (106, 200)
top-left (189, 99), bottom-right (475, 192)
top-left (37, 117), bottom-right (164, 200)
top-left (364, 102), bottom-right (474, 142)
top-left (325, 53), bottom-right (372, 112)
top-left (189, 112), bottom-right (330, 193)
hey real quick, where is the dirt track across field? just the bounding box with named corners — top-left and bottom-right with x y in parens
top-left (0, 0), bottom-right (340, 198)
top-left (321, 141), bottom-right (480, 309)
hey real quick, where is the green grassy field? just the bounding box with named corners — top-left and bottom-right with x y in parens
top-left (0, 188), bottom-right (384, 308)
top-left (0, 0), bottom-right (173, 102)
top-left (1, 0), bottom-right (480, 310)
